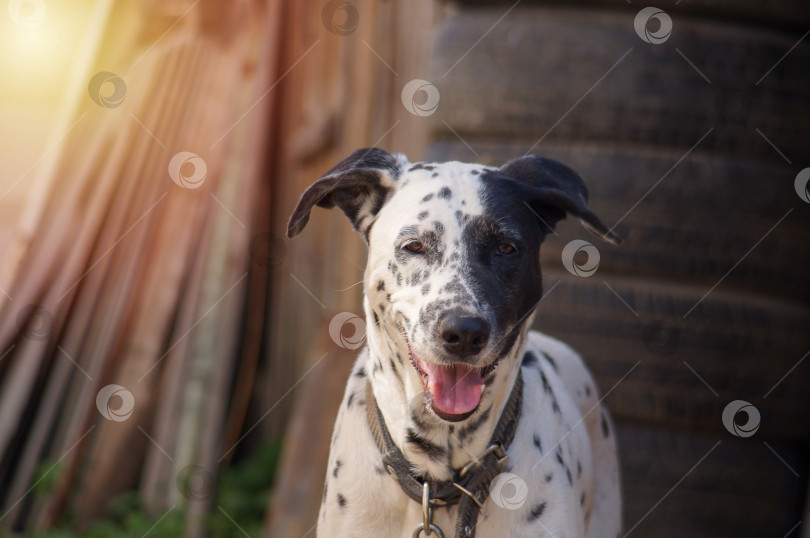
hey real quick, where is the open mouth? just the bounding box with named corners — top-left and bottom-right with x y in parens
top-left (408, 344), bottom-right (499, 422)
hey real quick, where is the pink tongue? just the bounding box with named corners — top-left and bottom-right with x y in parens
top-left (422, 360), bottom-right (483, 415)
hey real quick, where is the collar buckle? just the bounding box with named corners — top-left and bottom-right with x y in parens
top-left (458, 443), bottom-right (508, 479)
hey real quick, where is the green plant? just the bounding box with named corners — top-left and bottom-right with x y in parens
top-left (32, 460), bottom-right (62, 500)
top-left (21, 438), bottom-right (282, 537)
top-left (207, 437), bottom-right (283, 537)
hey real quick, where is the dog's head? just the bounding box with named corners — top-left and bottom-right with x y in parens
top-left (288, 148), bottom-right (620, 422)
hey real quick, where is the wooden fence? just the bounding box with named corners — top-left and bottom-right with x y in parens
top-left (1, 0), bottom-right (808, 536)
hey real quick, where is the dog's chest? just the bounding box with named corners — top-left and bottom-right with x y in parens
top-left (318, 349), bottom-right (593, 537)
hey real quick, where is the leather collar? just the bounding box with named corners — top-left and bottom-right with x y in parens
top-left (365, 369), bottom-right (524, 538)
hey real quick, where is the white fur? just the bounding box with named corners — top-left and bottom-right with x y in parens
top-left (316, 160), bottom-right (621, 537)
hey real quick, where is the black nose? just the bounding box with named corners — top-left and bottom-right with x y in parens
top-left (438, 311), bottom-right (490, 357)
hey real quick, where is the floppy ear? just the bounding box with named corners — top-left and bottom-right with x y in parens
top-left (499, 155), bottom-right (623, 245)
top-left (287, 148), bottom-right (409, 239)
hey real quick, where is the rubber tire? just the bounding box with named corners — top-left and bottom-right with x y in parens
top-left (452, 0), bottom-right (810, 31)
top-left (426, 139), bottom-right (810, 303)
top-left (529, 273), bottom-right (810, 439)
top-left (429, 8), bottom-right (810, 162)
top-left (616, 422), bottom-right (807, 537)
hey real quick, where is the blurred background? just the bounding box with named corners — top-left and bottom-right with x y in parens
top-left (0, 0), bottom-right (808, 536)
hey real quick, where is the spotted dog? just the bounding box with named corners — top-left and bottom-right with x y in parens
top-left (287, 148), bottom-right (622, 538)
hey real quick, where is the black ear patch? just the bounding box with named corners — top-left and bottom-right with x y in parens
top-left (287, 148), bottom-right (406, 238)
top-left (496, 155), bottom-right (622, 245)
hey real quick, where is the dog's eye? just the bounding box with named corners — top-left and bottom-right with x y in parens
top-left (404, 241), bottom-right (424, 253)
top-left (496, 243), bottom-right (516, 255)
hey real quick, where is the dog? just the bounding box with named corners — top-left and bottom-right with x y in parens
top-left (287, 148), bottom-right (622, 538)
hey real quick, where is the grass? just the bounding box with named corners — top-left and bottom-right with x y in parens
top-left (5, 438), bottom-right (283, 538)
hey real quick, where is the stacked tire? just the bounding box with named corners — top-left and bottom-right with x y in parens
top-left (426, 5), bottom-right (810, 537)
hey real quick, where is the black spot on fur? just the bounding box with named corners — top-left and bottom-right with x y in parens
top-left (544, 474), bottom-right (553, 482)
top-left (378, 303), bottom-right (385, 313)
top-left (440, 275), bottom-right (466, 297)
top-left (354, 367), bottom-right (367, 378)
top-left (580, 493), bottom-right (586, 506)
top-left (541, 352), bottom-right (558, 372)
top-left (376, 280), bottom-right (385, 291)
top-left (438, 187), bottom-right (452, 199)
top-left (522, 351), bottom-right (538, 368)
top-left (431, 172), bottom-right (439, 178)
top-left (432, 221), bottom-right (445, 238)
top-left (332, 425), bottom-right (340, 445)
top-left (408, 163), bottom-right (436, 172)
top-left (577, 460), bottom-right (582, 478)
top-left (418, 210), bottom-right (429, 221)
top-left (406, 428), bottom-right (445, 460)
top-left (346, 393), bottom-right (355, 408)
top-left (528, 502), bottom-right (546, 521)
top-left (533, 433), bottom-right (542, 453)
top-left (540, 371), bottom-right (552, 393)
top-left (421, 283), bottom-right (431, 296)
top-left (458, 406), bottom-right (491, 442)
top-left (389, 358), bottom-right (402, 386)
top-left (601, 411), bottom-right (610, 437)
top-left (540, 370), bottom-right (561, 414)
top-left (421, 193), bottom-right (434, 203)
top-left (373, 312), bottom-right (379, 324)
top-left (417, 297), bottom-right (453, 334)
top-left (337, 493), bottom-right (347, 507)
top-left (333, 460), bottom-right (342, 478)
top-left (322, 483), bottom-right (328, 504)
top-left (375, 465), bottom-right (386, 475)
top-left (555, 449), bottom-right (564, 467)
top-left (566, 467), bottom-right (573, 485)
top-left (585, 385), bottom-right (592, 397)
top-left (410, 408), bottom-right (433, 431)
top-left (470, 170), bottom-right (480, 175)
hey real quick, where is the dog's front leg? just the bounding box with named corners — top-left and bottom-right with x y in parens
top-left (317, 351), bottom-right (409, 537)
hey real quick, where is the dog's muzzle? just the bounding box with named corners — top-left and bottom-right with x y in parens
top-left (408, 311), bottom-right (500, 422)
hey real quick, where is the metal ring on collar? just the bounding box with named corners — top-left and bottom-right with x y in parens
top-left (458, 443), bottom-right (506, 478)
top-left (422, 482), bottom-right (431, 532)
top-left (416, 481), bottom-right (445, 537)
top-left (452, 482), bottom-right (484, 509)
top-left (412, 522), bottom-right (445, 538)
